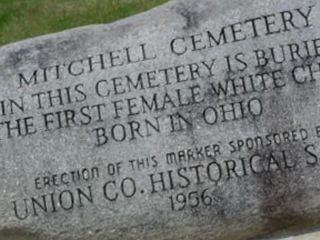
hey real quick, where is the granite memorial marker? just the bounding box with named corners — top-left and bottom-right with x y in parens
top-left (1, 0), bottom-right (320, 239)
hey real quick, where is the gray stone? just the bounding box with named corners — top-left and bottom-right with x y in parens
top-left (282, 232), bottom-right (320, 240)
top-left (0, 0), bottom-right (320, 239)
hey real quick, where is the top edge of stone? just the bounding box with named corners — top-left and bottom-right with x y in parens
top-left (0, 0), bottom-right (182, 51)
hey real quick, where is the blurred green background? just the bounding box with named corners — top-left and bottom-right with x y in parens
top-left (0, 0), bottom-right (168, 46)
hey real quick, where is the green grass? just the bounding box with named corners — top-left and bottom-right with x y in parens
top-left (0, 0), bottom-right (168, 46)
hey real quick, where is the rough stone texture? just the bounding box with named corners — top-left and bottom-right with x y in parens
top-left (282, 232), bottom-right (320, 240)
top-left (1, 0), bottom-right (320, 239)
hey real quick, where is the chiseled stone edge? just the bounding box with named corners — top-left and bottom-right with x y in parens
top-left (0, 0), bottom-right (177, 51)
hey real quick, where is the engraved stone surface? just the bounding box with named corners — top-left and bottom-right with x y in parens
top-left (1, 0), bottom-right (320, 239)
